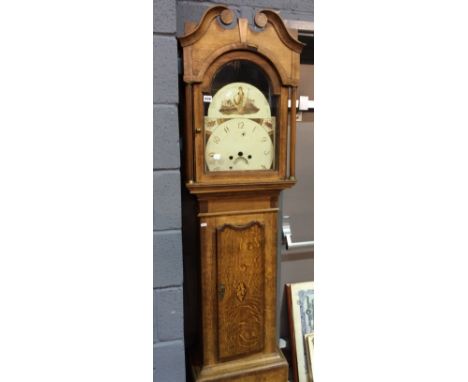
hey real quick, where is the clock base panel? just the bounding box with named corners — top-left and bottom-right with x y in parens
top-left (191, 349), bottom-right (288, 382)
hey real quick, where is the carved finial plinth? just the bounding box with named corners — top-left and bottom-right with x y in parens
top-left (220, 8), bottom-right (234, 25)
top-left (254, 12), bottom-right (268, 28)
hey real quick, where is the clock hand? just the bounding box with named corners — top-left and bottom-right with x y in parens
top-left (233, 157), bottom-right (249, 164)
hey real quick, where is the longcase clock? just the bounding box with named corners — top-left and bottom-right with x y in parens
top-left (179, 6), bottom-right (303, 382)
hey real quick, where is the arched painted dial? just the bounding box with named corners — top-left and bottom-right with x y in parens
top-left (205, 118), bottom-right (274, 172)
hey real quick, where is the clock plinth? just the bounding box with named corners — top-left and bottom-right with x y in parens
top-left (179, 6), bottom-right (303, 382)
top-left (191, 352), bottom-right (288, 382)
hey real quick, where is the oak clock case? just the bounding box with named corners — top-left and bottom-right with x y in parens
top-left (179, 6), bottom-right (303, 382)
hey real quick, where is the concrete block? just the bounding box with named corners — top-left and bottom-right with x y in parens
top-left (154, 36), bottom-right (178, 104)
top-left (155, 287), bottom-right (184, 341)
top-left (154, 341), bottom-right (186, 382)
top-left (154, 105), bottom-right (180, 170)
top-left (176, 2), bottom-right (212, 36)
top-left (194, 0), bottom-right (293, 10)
top-left (175, 1), bottom-right (313, 37)
top-left (153, 291), bottom-right (158, 344)
top-left (289, 0), bottom-right (314, 13)
top-left (154, 231), bottom-right (183, 288)
top-left (154, 0), bottom-right (177, 34)
top-left (154, 170), bottom-right (182, 230)
top-left (279, 9), bottom-right (314, 22)
top-left (239, 6), bottom-right (255, 22)
top-left (248, 0), bottom-right (288, 9)
top-left (203, 0), bottom-right (246, 5)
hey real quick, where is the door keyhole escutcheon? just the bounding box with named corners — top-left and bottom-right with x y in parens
top-left (218, 284), bottom-right (226, 300)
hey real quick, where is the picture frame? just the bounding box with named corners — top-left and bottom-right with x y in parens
top-left (304, 333), bottom-right (314, 382)
top-left (286, 282), bottom-right (314, 382)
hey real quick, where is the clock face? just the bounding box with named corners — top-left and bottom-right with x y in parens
top-left (205, 118), bottom-right (274, 172)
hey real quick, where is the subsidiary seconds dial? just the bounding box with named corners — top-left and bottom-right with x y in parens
top-left (205, 118), bottom-right (274, 172)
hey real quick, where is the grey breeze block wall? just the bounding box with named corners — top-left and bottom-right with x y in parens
top-left (176, 0), bottom-right (314, 37)
top-left (154, 0), bottom-right (186, 381)
top-left (154, 0), bottom-right (313, 381)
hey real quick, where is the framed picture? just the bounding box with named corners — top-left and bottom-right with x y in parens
top-left (304, 333), bottom-right (314, 382)
top-left (286, 282), bottom-right (314, 382)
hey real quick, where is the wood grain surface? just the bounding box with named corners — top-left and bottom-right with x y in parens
top-left (217, 221), bottom-right (265, 359)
